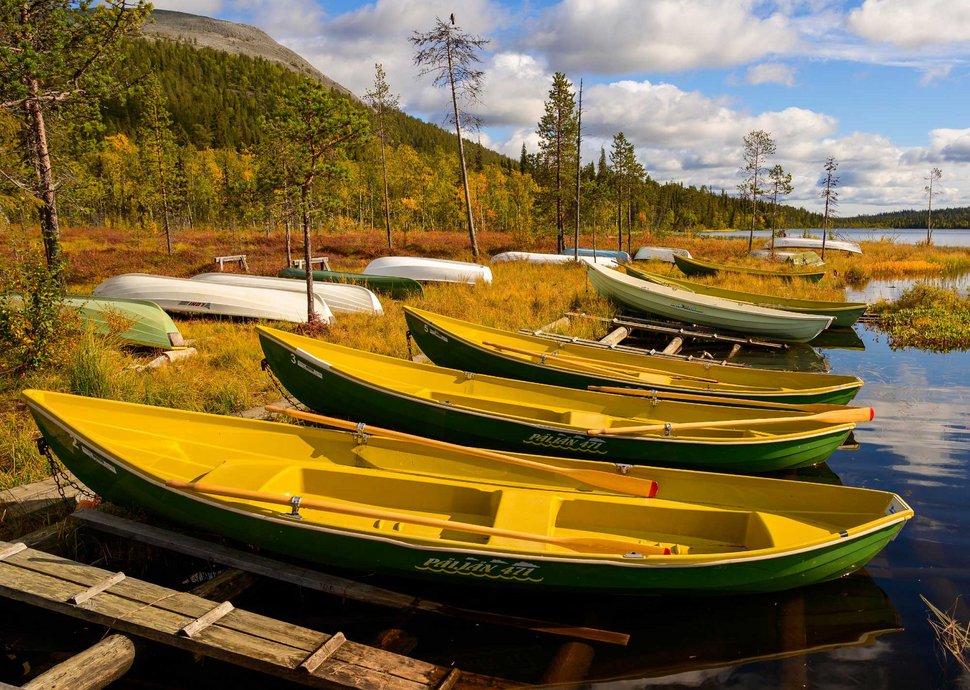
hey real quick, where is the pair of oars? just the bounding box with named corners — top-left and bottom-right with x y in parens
top-left (585, 405), bottom-right (873, 436)
top-left (482, 341), bottom-right (719, 384)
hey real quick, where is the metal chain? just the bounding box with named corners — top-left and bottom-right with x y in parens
top-left (260, 358), bottom-right (300, 408)
top-left (37, 436), bottom-right (98, 507)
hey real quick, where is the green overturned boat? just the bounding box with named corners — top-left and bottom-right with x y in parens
top-left (674, 254), bottom-right (826, 282)
top-left (4, 294), bottom-right (185, 349)
top-left (625, 265), bottom-right (867, 328)
top-left (259, 326), bottom-right (866, 473)
top-left (403, 307), bottom-right (864, 405)
top-left (279, 267), bottom-right (423, 299)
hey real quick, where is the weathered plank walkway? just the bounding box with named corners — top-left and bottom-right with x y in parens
top-left (0, 540), bottom-right (512, 690)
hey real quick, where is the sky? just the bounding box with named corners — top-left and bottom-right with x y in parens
top-left (151, 0), bottom-right (970, 216)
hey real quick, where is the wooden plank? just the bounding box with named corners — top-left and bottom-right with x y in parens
top-left (179, 601), bottom-right (234, 638)
top-left (300, 632), bottom-right (346, 673)
top-left (436, 669), bottom-right (462, 690)
top-left (598, 327), bottom-right (630, 347)
top-left (189, 568), bottom-right (257, 601)
top-left (0, 542), bottom-right (26, 561)
top-left (69, 571), bottom-right (126, 606)
top-left (0, 477), bottom-right (80, 520)
top-left (21, 634), bottom-right (135, 690)
top-left (0, 543), bottom-right (509, 690)
top-left (662, 336), bottom-right (684, 355)
top-left (71, 509), bottom-right (628, 646)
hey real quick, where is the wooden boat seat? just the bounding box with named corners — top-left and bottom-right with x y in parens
top-left (560, 410), bottom-right (611, 429)
top-left (428, 391), bottom-right (562, 423)
top-left (488, 489), bottom-right (558, 549)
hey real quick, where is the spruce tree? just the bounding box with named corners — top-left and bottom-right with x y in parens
top-left (536, 71), bottom-right (578, 253)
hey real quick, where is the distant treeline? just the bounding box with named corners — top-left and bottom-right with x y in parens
top-left (839, 206), bottom-right (970, 230)
top-left (1, 35), bottom-right (861, 239)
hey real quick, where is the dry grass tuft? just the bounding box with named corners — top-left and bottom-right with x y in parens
top-left (921, 595), bottom-right (970, 673)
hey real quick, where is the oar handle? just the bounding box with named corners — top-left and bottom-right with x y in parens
top-left (587, 406), bottom-right (871, 436)
top-left (165, 479), bottom-right (669, 555)
top-left (266, 406), bottom-right (659, 499)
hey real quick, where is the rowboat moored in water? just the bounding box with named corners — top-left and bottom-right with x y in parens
top-left (363, 256), bottom-right (492, 284)
top-left (586, 263), bottom-right (833, 343)
top-left (674, 254), bottom-right (826, 282)
top-left (403, 306), bottom-right (864, 405)
top-left (258, 326), bottom-right (865, 472)
top-left (623, 265), bottom-right (867, 328)
top-left (278, 266), bottom-right (424, 300)
top-left (23, 389), bottom-right (913, 594)
top-left (93, 273), bottom-right (334, 324)
top-left (190, 272), bottom-right (383, 315)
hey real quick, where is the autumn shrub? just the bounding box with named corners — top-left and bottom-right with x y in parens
top-left (869, 283), bottom-right (970, 351)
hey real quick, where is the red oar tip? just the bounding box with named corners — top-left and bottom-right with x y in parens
top-left (868, 407), bottom-right (875, 421)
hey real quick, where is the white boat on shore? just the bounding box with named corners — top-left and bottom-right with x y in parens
top-left (768, 237), bottom-right (863, 254)
top-left (490, 251), bottom-right (619, 267)
top-left (190, 273), bottom-right (382, 315)
top-left (93, 274), bottom-right (333, 324)
top-left (633, 246), bottom-right (693, 263)
top-left (363, 256), bottom-right (492, 285)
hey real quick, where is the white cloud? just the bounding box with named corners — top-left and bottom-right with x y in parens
top-left (919, 63), bottom-right (953, 85)
top-left (745, 62), bottom-right (796, 87)
top-left (847, 0), bottom-right (970, 49)
top-left (151, 0), bottom-right (224, 16)
top-left (530, 0), bottom-right (798, 74)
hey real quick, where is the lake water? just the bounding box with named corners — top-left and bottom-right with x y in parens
top-left (701, 227), bottom-right (970, 247)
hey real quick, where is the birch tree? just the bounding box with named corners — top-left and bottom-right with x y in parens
top-left (411, 14), bottom-right (489, 259)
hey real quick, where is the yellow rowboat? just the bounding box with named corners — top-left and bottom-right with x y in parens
top-left (403, 307), bottom-right (864, 405)
top-left (258, 326), bottom-right (867, 473)
top-left (24, 389), bottom-right (912, 594)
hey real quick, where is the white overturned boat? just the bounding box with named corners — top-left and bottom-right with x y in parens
top-left (93, 274), bottom-right (333, 324)
top-left (490, 251), bottom-right (619, 267)
top-left (190, 273), bottom-right (382, 315)
top-left (586, 263), bottom-right (833, 343)
top-left (768, 237), bottom-right (862, 254)
top-left (749, 249), bottom-right (824, 266)
top-left (633, 246), bottom-right (692, 263)
top-left (363, 256), bottom-right (492, 285)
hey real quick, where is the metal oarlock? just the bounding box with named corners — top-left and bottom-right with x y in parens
top-left (354, 422), bottom-right (368, 445)
top-left (284, 495), bottom-right (303, 519)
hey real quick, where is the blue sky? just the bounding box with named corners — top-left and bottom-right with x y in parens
top-left (153, 0), bottom-right (970, 216)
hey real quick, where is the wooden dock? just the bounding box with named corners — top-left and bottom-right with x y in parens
top-left (0, 539), bottom-right (512, 690)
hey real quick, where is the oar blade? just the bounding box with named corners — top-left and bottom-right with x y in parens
top-left (568, 469), bottom-right (659, 498)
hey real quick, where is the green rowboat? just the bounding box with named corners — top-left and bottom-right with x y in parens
top-left (587, 263), bottom-right (833, 343)
top-left (673, 254), bottom-right (826, 282)
top-left (259, 326), bottom-right (862, 473)
top-left (624, 265), bottom-right (867, 328)
top-left (404, 307), bottom-right (863, 405)
top-left (23, 388), bottom-right (912, 594)
top-left (278, 267), bottom-right (424, 299)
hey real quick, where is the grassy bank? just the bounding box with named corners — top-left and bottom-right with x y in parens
top-left (1, 224), bottom-right (968, 490)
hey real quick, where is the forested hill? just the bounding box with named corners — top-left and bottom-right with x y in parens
top-left (840, 206), bottom-right (970, 230)
top-left (102, 11), bottom-right (513, 168)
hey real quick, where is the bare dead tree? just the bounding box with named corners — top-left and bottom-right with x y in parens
top-left (819, 157), bottom-right (839, 260)
top-left (411, 15), bottom-right (489, 259)
top-left (925, 167), bottom-right (943, 245)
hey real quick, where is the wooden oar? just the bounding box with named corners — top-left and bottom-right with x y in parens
top-left (165, 480), bottom-right (670, 555)
top-left (588, 385), bottom-right (870, 416)
top-left (587, 407), bottom-right (872, 436)
top-left (267, 406), bottom-right (659, 499)
top-left (482, 341), bottom-right (719, 384)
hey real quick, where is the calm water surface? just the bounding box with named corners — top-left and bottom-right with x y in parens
top-left (700, 227), bottom-right (970, 247)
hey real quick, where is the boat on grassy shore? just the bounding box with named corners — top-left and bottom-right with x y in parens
top-left (673, 254), bottom-right (826, 282)
top-left (259, 326), bottom-right (866, 473)
top-left (624, 265), bottom-right (867, 328)
top-left (363, 256), bottom-right (492, 285)
top-left (403, 306), bottom-right (864, 405)
top-left (633, 246), bottom-right (692, 263)
top-left (191, 273), bottom-right (383, 315)
top-left (278, 267), bottom-right (423, 300)
top-left (93, 273), bottom-right (333, 324)
top-left (24, 388), bottom-right (912, 594)
top-left (748, 250), bottom-right (824, 266)
top-left (3, 294), bottom-right (186, 349)
top-left (560, 248), bottom-right (632, 263)
top-left (587, 263), bottom-right (833, 343)
top-left (490, 251), bottom-right (619, 266)
top-left (770, 237), bottom-right (863, 254)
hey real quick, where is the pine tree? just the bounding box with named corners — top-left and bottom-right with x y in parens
top-left (138, 73), bottom-right (178, 254)
top-left (819, 157), bottom-right (839, 260)
top-left (925, 167), bottom-right (942, 245)
top-left (738, 130), bottom-right (776, 250)
top-left (767, 164), bottom-right (793, 253)
top-left (365, 63), bottom-right (400, 251)
top-left (536, 71), bottom-right (578, 253)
